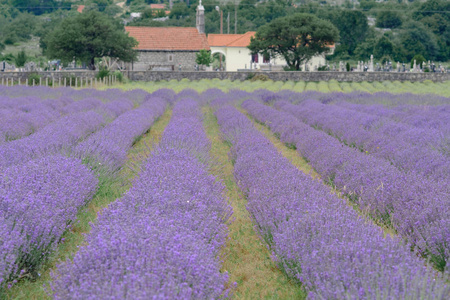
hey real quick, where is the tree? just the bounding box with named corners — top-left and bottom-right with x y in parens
top-left (330, 10), bottom-right (368, 55)
top-left (398, 21), bottom-right (439, 61)
top-left (169, 2), bottom-right (189, 19)
top-left (15, 49), bottom-right (27, 67)
top-left (43, 11), bottom-right (137, 70)
top-left (376, 11), bottom-right (402, 29)
top-left (196, 49), bottom-right (212, 69)
top-left (410, 54), bottom-right (426, 69)
top-left (374, 35), bottom-right (395, 59)
top-left (248, 13), bottom-right (338, 70)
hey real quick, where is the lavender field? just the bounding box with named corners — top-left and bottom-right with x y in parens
top-left (1, 85), bottom-right (449, 299)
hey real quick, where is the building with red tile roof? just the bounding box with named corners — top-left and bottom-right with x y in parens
top-left (208, 32), bottom-right (334, 71)
top-left (125, 27), bottom-right (209, 51)
top-left (123, 4), bottom-right (207, 71)
top-left (76, 5), bottom-right (85, 13)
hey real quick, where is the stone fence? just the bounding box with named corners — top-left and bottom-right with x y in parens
top-left (0, 70), bottom-right (449, 83)
top-left (125, 71), bottom-right (450, 82)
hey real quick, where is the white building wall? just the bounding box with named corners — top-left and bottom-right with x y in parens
top-left (211, 46), bottom-right (331, 71)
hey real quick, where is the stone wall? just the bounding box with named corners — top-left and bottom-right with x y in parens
top-left (1, 70), bottom-right (449, 83)
top-left (130, 51), bottom-right (199, 71)
top-left (125, 71), bottom-right (450, 82)
top-left (0, 71), bottom-right (96, 81)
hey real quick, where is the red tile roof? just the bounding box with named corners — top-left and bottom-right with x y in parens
top-left (77, 5), bottom-right (85, 13)
top-left (125, 27), bottom-right (210, 51)
top-left (208, 32), bottom-right (335, 48)
top-left (207, 34), bottom-right (242, 47)
top-left (208, 32), bottom-right (256, 47)
top-left (150, 4), bottom-right (166, 9)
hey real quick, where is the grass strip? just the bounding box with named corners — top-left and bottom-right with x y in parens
top-left (202, 106), bottom-right (305, 299)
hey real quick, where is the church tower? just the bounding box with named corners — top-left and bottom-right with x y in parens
top-left (196, 0), bottom-right (205, 34)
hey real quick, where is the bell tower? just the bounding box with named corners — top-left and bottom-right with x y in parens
top-left (196, 0), bottom-right (205, 34)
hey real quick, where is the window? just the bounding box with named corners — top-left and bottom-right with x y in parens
top-left (168, 54), bottom-right (173, 62)
top-left (263, 53), bottom-right (270, 63)
top-left (251, 53), bottom-right (259, 63)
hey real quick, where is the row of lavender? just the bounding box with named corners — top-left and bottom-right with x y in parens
top-left (214, 104), bottom-right (449, 299)
top-left (50, 98), bottom-right (232, 299)
top-left (0, 87), bottom-right (166, 290)
top-left (0, 87), bottom-right (149, 145)
top-left (242, 99), bottom-right (450, 274)
top-left (255, 90), bottom-right (450, 138)
top-left (274, 99), bottom-right (450, 181)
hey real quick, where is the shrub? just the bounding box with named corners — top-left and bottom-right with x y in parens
top-left (27, 73), bottom-right (40, 86)
top-left (250, 73), bottom-right (269, 82)
top-left (96, 68), bottom-right (110, 80)
top-left (113, 71), bottom-right (124, 83)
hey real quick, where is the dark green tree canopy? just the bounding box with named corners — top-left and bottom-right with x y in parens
top-left (43, 11), bottom-right (137, 70)
top-left (248, 13), bottom-right (338, 70)
top-left (376, 11), bottom-right (402, 29)
top-left (330, 10), bottom-right (368, 55)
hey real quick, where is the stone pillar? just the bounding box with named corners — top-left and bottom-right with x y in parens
top-left (369, 55), bottom-right (374, 72)
top-left (196, 0), bottom-right (205, 34)
top-left (413, 60), bottom-right (417, 72)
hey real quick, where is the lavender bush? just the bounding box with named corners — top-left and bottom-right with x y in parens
top-left (242, 99), bottom-right (450, 274)
top-left (75, 97), bottom-right (167, 172)
top-left (215, 105), bottom-right (449, 299)
top-left (0, 155), bottom-right (97, 289)
top-left (275, 99), bottom-right (450, 181)
top-left (0, 111), bottom-right (105, 168)
top-left (50, 98), bottom-right (232, 299)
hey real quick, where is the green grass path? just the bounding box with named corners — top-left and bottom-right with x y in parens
top-left (202, 106), bottom-right (306, 299)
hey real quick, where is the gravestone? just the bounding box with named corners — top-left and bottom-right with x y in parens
top-left (1, 61), bottom-right (16, 71)
top-left (369, 55), bottom-right (374, 72)
top-left (24, 61), bottom-right (37, 72)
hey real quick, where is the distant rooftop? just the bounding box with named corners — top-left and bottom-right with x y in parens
top-left (125, 27), bottom-right (210, 51)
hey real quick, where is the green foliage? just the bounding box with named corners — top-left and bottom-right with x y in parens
top-left (169, 2), bottom-right (189, 20)
top-left (43, 11), bottom-right (137, 70)
top-left (374, 35), bottom-right (395, 60)
top-left (249, 13), bottom-right (338, 70)
top-left (249, 73), bottom-right (269, 82)
top-left (399, 21), bottom-right (439, 61)
top-left (91, 0), bottom-right (113, 12)
top-left (346, 62), bottom-right (350, 72)
top-left (14, 49), bottom-right (27, 67)
top-left (376, 11), bottom-right (402, 29)
top-left (0, 53), bottom-right (15, 63)
top-left (195, 49), bottom-right (212, 67)
top-left (12, 0), bottom-right (63, 15)
top-left (27, 73), bottom-right (40, 86)
top-left (96, 68), bottom-right (110, 79)
top-left (329, 10), bottom-right (369, 55)
top-left (411, 54), bottom-right (426, 68)
top-left (113, 70), bottom-right (124, 82)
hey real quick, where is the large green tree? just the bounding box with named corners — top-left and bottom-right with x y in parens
top-left (331, 10), bottom-right (368, 55)
top-left (248, 13), bottom-right (338, 70)
top-left (43, 11), bottom-right (137, 70)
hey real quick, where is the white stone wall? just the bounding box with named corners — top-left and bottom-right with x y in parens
top-left (211, 46), bottom-right (331, 71)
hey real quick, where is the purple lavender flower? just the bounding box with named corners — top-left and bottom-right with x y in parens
top-left (215, 105), bottom-right (449, 299)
